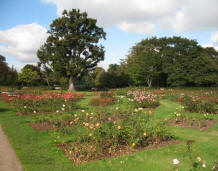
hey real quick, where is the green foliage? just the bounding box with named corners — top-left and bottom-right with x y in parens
top-left (0, 54), bottom-right (18, 86)
top-left (23, 64), bottom-right (41, 74)
top-left (106, 64), bottom-right (129, 88)
top-left (0, 55), bottom-right (10, 84)
top-left (92, 67), bottom-right (108, 88)
top-left (58, 111), bottom-right (171, 163)
top-left (89, 97), bottom-right (115, 106)
top-left (180, 95), bottom-right (217, 114)
top-left (4, 67), bottom-right (18, 86)
top-left (127, 90), bottom-right (160, 108)
top-left (126, 38), bottom-right (161, 86)
top-left (8, 92), bottom-right (83, 114)
top-left (99, 91), bottom-right (114, 98)
top-left (59, 77), bottom-right (68, 88)
top-left (91, 64), bottom-right (129, 89)
top-left (18, 68), bottom-right (40, 86)
top-left (125, 37), bottom-right (218, 87)
top-left (89, 91), bottom-right (115, 106)
top-left (37, 9), bottom-right (106, 91)
top-left (23, 64), bottom-right (43, 84)
top-left (1, 88), bottom-right (218, 170)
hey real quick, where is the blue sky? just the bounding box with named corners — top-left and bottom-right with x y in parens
top-left (0, 0), bottom-right (218, 71)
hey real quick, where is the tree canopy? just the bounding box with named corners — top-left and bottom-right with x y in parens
top-left (18, 68), bottom-right (40, 86)
top-left (125, 37), bottom-right (218, 87)
top-left (0, 54), bottom-right (18, 86)
top-left (0, 55), bottom-right (10, 85)
top-left (37, 9), bottom-right (106, 91)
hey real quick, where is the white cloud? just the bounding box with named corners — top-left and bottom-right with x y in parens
top-left (211, 32), bottom-right (218, 50)
top-left (172, 0), bottom-right (218, 32)
top-left (118, 21), bottom-right (156, 34)
top-left (98, 60), bottom-right (111, 70)
top-left (0, 23), bottom-right (48, 63)
top-left (202, 32), bottom-right (218, 51)
top-left (42, 0), bottom-right (218, 34)
top-left (211, 32), bottom-right (218, 48)
top-left (42, 0), bottom-right (179, 34)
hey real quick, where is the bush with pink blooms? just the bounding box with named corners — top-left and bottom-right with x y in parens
top-left (127, 90), bottom-right (160, 108)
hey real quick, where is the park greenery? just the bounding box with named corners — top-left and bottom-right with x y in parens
top-left (0, 87), bottom-right (217, 170)
top-left (37, 9), bottom-right (106, 91)
top-left (125, 37), bottom-right (218, 87)
top-left (0, 8), bottom-right (218, 171)
top-left (1, 9), bottom-right (217, 90)
top-left (1, 36), bottom-right (217, 89)
top-left (0, 54), bottom-right (18, 86)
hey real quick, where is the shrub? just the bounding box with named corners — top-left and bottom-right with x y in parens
top-left (89, 97), bottom-right (115, 106)
top-left (99, 91), bottom-right (113, 98)
top-left (180, 95), bottom-right (217, 114)
top-left (5, 92), bottom-right (84, 114)
top-left (59, 111), bottom-right (172, 163)
top-left (127, 90), bottom-right (160, 108)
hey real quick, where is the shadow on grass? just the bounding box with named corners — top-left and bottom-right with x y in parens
top-left (0, 108), bottom-right (10, 113)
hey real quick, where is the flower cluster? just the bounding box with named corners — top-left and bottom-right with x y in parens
top-left (172, 157), bottom-right (217, 170)
top-left (54, 107), bottom-right (171, 164)
top-left (6, 92), bottom-right (83, 114)
top-left (179, 95), bottom-right (217, 114)
top-left (17, 92), bottom-right (83, 101)
top-left (90, 91), bottom-right (115, 106)
top-left (127, 90), bottom-right (160, 108)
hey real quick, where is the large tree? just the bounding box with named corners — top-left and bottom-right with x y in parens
top-left (23, 64), bottom-right (42, 85)
top-left (18, 68), bottom-right (40, 86)
top-left (0, 55), bottom-right (10, 85)
top-left (0, 54), bottom-right (18, 86)
top-left (107, 64), bottom-right (129, 88)
top-left (126, 37), bottom-right (163, 87)
top-left (37, 9), bottom-right (106, 91)
top-left (125, 37), bottom-right (218, 87)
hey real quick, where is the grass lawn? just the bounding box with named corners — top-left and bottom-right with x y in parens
top-left (0, 91), bottom-right (217, 171)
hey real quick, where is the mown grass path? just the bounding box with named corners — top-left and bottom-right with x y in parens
top-left (0, 124), bottom-right (24, 171)
top-left (0, 99), bottom-right (217, 171)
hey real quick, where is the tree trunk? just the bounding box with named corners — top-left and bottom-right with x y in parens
top-left (45, 78), bottom-right (50, 87)
top-left (147, 78), bottom-right (152, 88)
top-left (68, 76), bottom-right (75, 92)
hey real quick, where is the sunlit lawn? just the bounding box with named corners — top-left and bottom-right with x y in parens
top-left (0, 88), bottom-right (217, 171)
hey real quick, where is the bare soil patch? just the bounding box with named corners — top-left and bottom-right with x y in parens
top-left (29, 122), bottom-right (56, 131)
top-left (57, 139), bottom-right (180, 165)
top-left (167, 119), bottom-right (216, 131)
top-left (15, 112), bottom-right (23, 116)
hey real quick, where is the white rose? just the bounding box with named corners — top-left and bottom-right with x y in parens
top-left (173, 158), bottom-right (179, 165)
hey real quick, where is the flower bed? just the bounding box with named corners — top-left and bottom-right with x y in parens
top-left (55, 110), bottom-right (174, 164)
top-left (127, 90), bottom-right (160, 108)
top-left (90, 91), bottom-right (116, 106)
top-left (1, 92), bottom-right (84, 114)
top-left (178, 95), bottom-right (218, 114)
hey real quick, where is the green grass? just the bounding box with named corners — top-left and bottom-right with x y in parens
top-left (0, 96), bottom-right (218, 170)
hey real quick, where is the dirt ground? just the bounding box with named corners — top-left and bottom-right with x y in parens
top-left (167, 119), bottom-right (216, 131)
top-left (0, 125), bottom-right (24, 171)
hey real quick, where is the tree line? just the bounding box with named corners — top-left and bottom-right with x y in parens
top-left (125, 37), bottom-right (218, 87)
top-left (0, 55), bottom-right (18, 86)
top-left (1, 9), bottom-right (217, 89)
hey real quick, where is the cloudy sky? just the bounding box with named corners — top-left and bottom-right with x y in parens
top-left (0, 0), bottom-right (218, 71)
